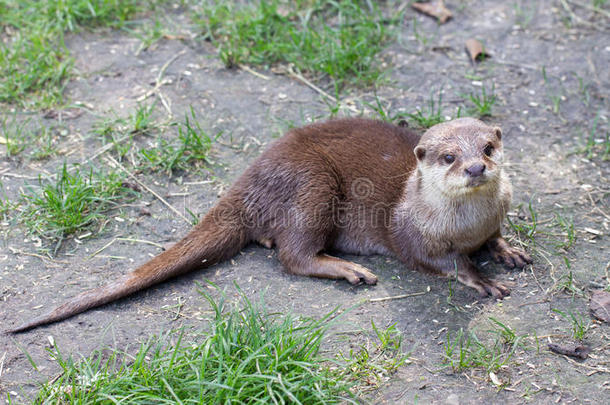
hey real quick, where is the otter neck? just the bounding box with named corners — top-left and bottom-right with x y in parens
top-left (397, 171), bottom-right (508, 245)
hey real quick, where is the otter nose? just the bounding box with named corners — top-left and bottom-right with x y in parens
top-left (465, 163), bottom-right (486, 177)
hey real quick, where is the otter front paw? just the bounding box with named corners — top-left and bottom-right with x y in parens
top-left (486, 236), bottom-right (532, 269)
top-left (490, 245), bottom-right (532, 269)
top-left (458, 272), bottom-right (510, 299)
top-left (344, 262), bottom-right (378, 285)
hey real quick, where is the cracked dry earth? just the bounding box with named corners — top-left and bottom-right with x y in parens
top-left (1, 1), bottom-right (609, 403)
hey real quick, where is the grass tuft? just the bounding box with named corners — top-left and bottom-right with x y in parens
top-left (442, 324), bottom-right (524, 374)
top-left (552, 309), bottom-right (590, 341)
top-left (34, 285), bottom-right (356, 404)
top-left (19, 163), bottom-right (138, 248)
top-left (0, 0), bottom-right (144, 107)
top-left (139, 108), bottom-right (217, 174)
top-left (1, 114), bottom-right (31, 156)
top-left (406, 88), bottom-right (447, 128)
top-left (462, 84), bottom-right (496, 118)
top-left (196, 0), bottom-right (398, 92)
top-left (339, 320), bottom-right (409, 393)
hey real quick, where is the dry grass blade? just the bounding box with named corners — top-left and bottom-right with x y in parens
top-left (104, 155), bottom-right (192, 225)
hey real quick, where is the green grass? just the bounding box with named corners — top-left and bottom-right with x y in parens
top-left (0, 0), bottom-right (147, 107)
top-left (406, 88), bottom-right (448, 128)
top-left (442, 322), bottom-right (525, 375)
top-left (24, 286), bottom-right (411, 403)
top-left (139, 108), bottom-right (218, 174)
top-left (462, 84), bottom-right (496, 118)
top-left (0, 114), bottom-right (31, 156)
top-left (196, 0), bottom-right (398, 93)
top-left (552, 309), bottom-right (590, 341)
top-left (507, 200), bottom-right (539, 246)
top-left (32, 286), bottom-right (358, 404)
top-left (1, 114), bottom-right (63, 159)
top-left (577, 112), bottom-right (609, 161)
top-left (552, 270), bottom-right (585, 297)
top-left (19, 163), bottom-right (138, 249)
top-left (338, 320), bottom-right (409, 393)
top-left (94, 105), bottom-right (217, 174)
top-left (95, 103), bottom-right (160, 161)
top-left (364, 94), bottom-right (410, 124)
top-left (0, 181), bottom-right (17, 221)
top-left (31, 126), bottom-right (61, 160)
top-left (513, 1), bottom-right (536, 28)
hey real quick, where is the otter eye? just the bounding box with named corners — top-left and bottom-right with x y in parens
top-left (484, 144), bottom-right (494, 156)
top-left (443, 154), bottom-right (455, 164)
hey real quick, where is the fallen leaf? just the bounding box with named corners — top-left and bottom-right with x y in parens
top-left (465, 38), bottom-right (490, 62)
top-left (412, 1), bottom-right (452, 24)
top-left (590, 290), bottom-right (610, 322)
top-left (548, 343), bottom-right (590, 359)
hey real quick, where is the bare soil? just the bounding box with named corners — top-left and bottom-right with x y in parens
top-left (1, 1), bottom-right (608, 403)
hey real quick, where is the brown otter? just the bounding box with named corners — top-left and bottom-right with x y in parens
top-left (7, 117), bottom-right (531, 333)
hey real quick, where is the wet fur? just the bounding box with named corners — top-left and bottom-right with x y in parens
top-left (8, 117), bottom-right (531, 333)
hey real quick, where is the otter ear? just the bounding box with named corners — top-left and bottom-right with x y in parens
top-left (493, 127), bottom-right (502, 140)
top-left (414, 145), bottom-right (426, 161)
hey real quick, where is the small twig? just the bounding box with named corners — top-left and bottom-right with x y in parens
top-left (8, 247), bottom-right (70, 264)
top-left (287, 65), bottom-right (337, 102)
top-left (162, 297), bottom-right (185, 320)
top-left (567, 0), bottom-right (610, 18)
top-left (136, 49), bottom-right (187, 102)
top-left (0, 351), bottom-right (6, 380)
top-left (493, 59), bottom-right (539, 71)
top-left (0, 172), bottom-right (39, 180)
top-left (529, 263), bottom-right (546, 293)
top-left (157, 90), bottom-right (173, 116)
top-left (86, 238), bottom-right (117, 260)
top-left (80, 133), bottom-right (132, 167)
top-left (559, 0), bottom-right (597, 28)
top-left (368, 290), bottom-right (428, 302)
top-left (104, 155), bottom-right (191, 225)
top-left (286, 65), bottom-right (359, 113)
top-left (117, 237), bottom-right (164, 249)
top-left (239, 64), bottom-right (271, 80)
top-left (517, 298), bottom-right (549, 307)
top-left (560, 354), bottom-right (610, 373)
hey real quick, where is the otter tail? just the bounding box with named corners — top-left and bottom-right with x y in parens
top-left (7, 203), bottom-right (248, 333)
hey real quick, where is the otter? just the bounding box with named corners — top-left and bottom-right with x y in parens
top-left (8, 117), bottom-right (531, 333)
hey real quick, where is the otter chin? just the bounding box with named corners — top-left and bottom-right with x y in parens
top-left (466, 176), bottom-right (490, 188)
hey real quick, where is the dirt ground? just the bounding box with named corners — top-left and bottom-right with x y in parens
top-left (1, 1), bottom-right (609, 403)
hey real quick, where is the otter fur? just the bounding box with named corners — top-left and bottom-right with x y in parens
top-left (8, 117), bottom-right (531, 333)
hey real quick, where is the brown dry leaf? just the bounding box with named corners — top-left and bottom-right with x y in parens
top-left (465, 38), bottom-right (490, 62)
top-left (590, 290), bottom-right (610, 322)
top-left (548, 343), bottom-right (590, 359)
top-left (412, 1), bottom-right (453, 24)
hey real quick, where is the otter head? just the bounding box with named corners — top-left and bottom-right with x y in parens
top-left (413, 118), bottom-right (504, 197)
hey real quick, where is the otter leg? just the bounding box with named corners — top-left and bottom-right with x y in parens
top-left (279, 251), bottom-right (378, 285)
top-left (486, 232), bottom-right (532, 269)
